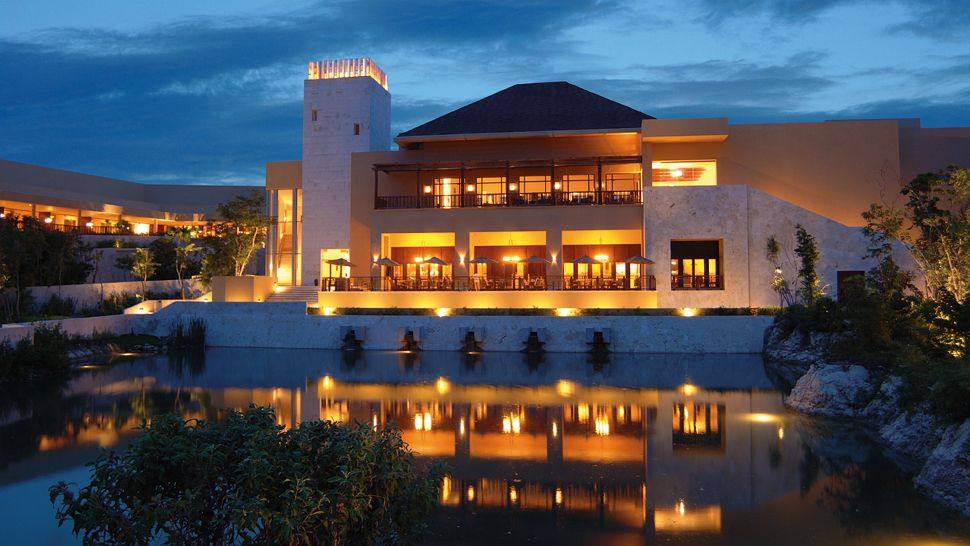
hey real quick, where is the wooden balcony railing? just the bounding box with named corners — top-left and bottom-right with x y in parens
top-left (671, 275), bottom-right (723, 290)
top-left (322, 275), bottom-right (657, 292)
top-left (375, 190), bottom-right (642, 210)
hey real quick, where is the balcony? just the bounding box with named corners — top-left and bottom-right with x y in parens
top-left (322, 275), bottom-right (657, 292)
top-left (671, 275), bottom-right (723, 290)
top-left (373, 156), bottom-right (643, 211)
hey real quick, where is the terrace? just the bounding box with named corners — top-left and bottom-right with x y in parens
top-left (372, 156), bottom-right (642, 210)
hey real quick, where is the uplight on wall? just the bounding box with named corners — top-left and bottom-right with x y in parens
top-left (553, 182), bottom-right (562, 190)
top-left (436, 307), bottom-right (451, 317)
top-left (556, 308), bottom-right (577, 317)
top-left (679, 307), bottom-right (697, 317)
top-left (423, 185), bottom-right (432, 194)
top-left (594, 254), bottom-right (609, 262)
top-left (508, 183), bottom-right (518, 191)
top-left (466, 184), bottom-right (476, 192)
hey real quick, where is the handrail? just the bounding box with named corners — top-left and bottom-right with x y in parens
top-left (671, 274), bottom-right (723, 290)
top-left (375, 190), bottom-right (642, 209)
top-left (322, 275), bottom-right (657, 292)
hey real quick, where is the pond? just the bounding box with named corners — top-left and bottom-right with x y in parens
top-left (0, 349), bottom-right (967, 545)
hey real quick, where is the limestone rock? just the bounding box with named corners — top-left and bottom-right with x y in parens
top-left (762, 323), bottom-right (834, 384)
top-left (915, 419), bottom-right (970, 517)
top-left (786, 363), bottom-right (874, 418)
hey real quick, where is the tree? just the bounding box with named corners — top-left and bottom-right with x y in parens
top-left (200, 191), bottom-right (272, 282)
top-left (794, 224), bottom-right (822, 304)
top-left (168, 227), bottom-right (199, 299)
top-left (118, 248), bottom-right (157, 300)
top-left (149, 228), bottom-right (199, 298)
top-left (766, 235), bottom-right (795, 307)
top-left (865, 166), bottom-right (970, 300)
top-left (50, 406), bottom-right (441, 545)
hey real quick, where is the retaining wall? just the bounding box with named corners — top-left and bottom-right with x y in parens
top-left (26, 279), bottom-right (203, 309)
top-left (142, 302), bottom-right (773, 353)
top-left (0, 314), bottom-right (143, 345)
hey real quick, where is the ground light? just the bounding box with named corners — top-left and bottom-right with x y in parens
top-left (556, 307), bottom-right (576, 317)
top-left (679, 307), bottom-right (697, 317)
top-left (322, 307), bottom-right (335, 316)
top-left (436, 307), bottom-right (451, 317)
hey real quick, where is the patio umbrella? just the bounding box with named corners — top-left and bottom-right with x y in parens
top-left (572, 255), bottom-right (596, 264)
top-left (468, 256), bottom-right (499, 265)
top-left (374, 257), bottom-right (400, 267)
top-left (326, 258), bottom-right (356, 268)
top-left (424, 256), bottom-right (449, 266)
top-left (522, 255), bottom-right (550, 264)
top-left (624, 255), bottom-right (655, 264)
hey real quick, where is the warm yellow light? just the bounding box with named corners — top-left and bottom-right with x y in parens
top-left (441, 475), bottom-right (452, 503)
top-left (777, 426), bottom-right (785, 440)
top-left (680, 307), bottom-right (697, 317)
top-left (274, 285), bottom-right (285, 293)
top-left (511, 415), bottom-right (521, 434)
top-left (372, 414), bottom-right (378, 430)
top-left (323, 306), bottom-right (335, 316)
top-left (414, 256), bottom-right (424, 263)
top-left (595, 415), bottom-right (610, 436)
top-left (459, 417), bottom-right (466, 436)
top-left (436, 307), bottom-right (451, 317)
top-left (671, 169), bottom-right (684, 178)
top-left (436, 376), bottom-right (451, 394)
top-left (414, 413), bottom-right (423, 430)
top-left (508, 183), bottom-right (518, 191)
top-left (681, 383), bottom-right (698, 396)
top-left (502, 416), bottom-right (511, 434)
top-left (132, 223), bottom-right (150, 235)
top-left (466, 184), bottom-right (476, 192)
top-left (43, 216), bottom-right (53, 224)
top-left (85, 221), bottom-right (94, 228)
top-left (322, 375), bottom-right (334, 390)
top-left (554, 488), bottom-right (563, 505)
top-left (594, 254), bottom-right (609, 262)
top-left (550, 252), bottom-right (557, 264)
top-left (556, 380), bottom-right (574, 397)
top-left (556, 307), bottom-right (576, 317)
top-left (677, 500), bottom-right (686, 516)
top-left (509, 486), bottom-right (518, 504)
top-left (423, 185), bottom-right (432, 194)
top-left (553, 181), bottom-right (562, 190)
top-left (458, 253), bottom-right (465, 265)
top-left (746, 412), bottom-right (782, 423)
top-left (466, 485), bottom-right (475, 502)
top-left (551, 422), bottom-right (558, 437)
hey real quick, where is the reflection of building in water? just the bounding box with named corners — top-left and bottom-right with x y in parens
top-left (14, 369), bottom-right (799, 540)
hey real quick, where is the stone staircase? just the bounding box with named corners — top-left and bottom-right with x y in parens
top-left (265, 285), bottom-right (320, 303)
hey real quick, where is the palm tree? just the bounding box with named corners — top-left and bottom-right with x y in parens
top-left (166, 227), bottom-right (198, 299)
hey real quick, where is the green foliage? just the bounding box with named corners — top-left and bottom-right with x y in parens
top-left (50, 406), bottom-right (441, 545)
top-left (167, 318), bottom-right (206, 348)
top-left (199, 191), bottom-right (272, 284)
top-left (0, 325), bottom-right (72, 382)
top-left (38, 294), bottom-right (77, 318)
top-left (794, 224), bottom-right (822, 304)
top-left (117, 248), bottom-right (158, 300)
top-left (0, 217), bottom-right (93, 320)
top-left (80, 292), bottom-right (140, 317)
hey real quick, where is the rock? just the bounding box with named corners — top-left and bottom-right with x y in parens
top-left (915, 419), bottom-right (970, 517)
top-left (786, 363), bottom-right (875, 418)
top-left (763, 324), bottom-right (836, 384)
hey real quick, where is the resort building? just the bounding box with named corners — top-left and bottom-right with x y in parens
top-left (0, 158), bottom-right (260, 237)
top-left (267, 58), bottom-right (970, 309)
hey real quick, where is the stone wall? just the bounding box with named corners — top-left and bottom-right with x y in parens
top-left (141, 301), bottom-right (772, 353)
top-left (26, 278), bottom-right (203, 309)
top-left (0, 314), bottom-right (143, 344)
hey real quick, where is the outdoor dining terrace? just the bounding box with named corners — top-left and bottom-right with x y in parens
top-left (372, 156), bottom-right (643, 210)
top-left (322, 274), bottom-right (657, 292)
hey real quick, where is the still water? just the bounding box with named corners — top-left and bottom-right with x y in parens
top-left (0, 349), bottom-right (967, 545)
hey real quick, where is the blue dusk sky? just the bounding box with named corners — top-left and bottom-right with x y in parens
top-left (1, 0), bottom-right (969, 185)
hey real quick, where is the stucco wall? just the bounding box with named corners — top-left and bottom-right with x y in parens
top-left (143, 302), bottom-right (772, 353)
top-left (26, 278), bottom-right (203, 309)
top-left (644, 185), bottom-right (880, 308)
top-left (0, 314), bottom-right (143, 345)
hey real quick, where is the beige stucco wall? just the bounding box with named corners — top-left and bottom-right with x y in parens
top-left (644, 185), bottom-right (879, 308)
top-left (317, 289), bottom-right (657, 310)
top-left (211, 275), bottom-right (275, 302)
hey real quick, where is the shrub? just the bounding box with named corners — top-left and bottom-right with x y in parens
top-left (0, 325), bottom-right (72, 382)
top-left (80, 292), bottom-right (140, 317)
top-left (50, 406), bottom-right (441, 545)
top-left (167, 318), bottom-right (206, 348)
top-left (38, 294), bottom-right (77, 318)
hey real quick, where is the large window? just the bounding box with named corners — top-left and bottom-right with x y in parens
top-left (670, 240), bottom-right (722, 289)
top-left (652, 160), bottom-right (717, 186)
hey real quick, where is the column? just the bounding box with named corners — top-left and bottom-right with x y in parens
top-left (546, 228), bottom-right (563, 285)
top-left (267, 190), bottom-right (277, 278)
top-left (454, 227), bottom-right (470, 279)
top-left (291, 188), bottom-right (300, 285)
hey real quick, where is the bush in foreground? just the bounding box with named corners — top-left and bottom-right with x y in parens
top-left (50, 406), bottom-right (441, 545)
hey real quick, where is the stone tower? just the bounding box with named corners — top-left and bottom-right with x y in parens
top-left (301, 58), bottom-right (390, 285)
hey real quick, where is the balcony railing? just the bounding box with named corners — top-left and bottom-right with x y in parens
top-left (375, 190), bottom-right (642, 210)
top-left (671, 275), bottom-right (723, 290)
top-left (322, 275), bottom-right (657, 292)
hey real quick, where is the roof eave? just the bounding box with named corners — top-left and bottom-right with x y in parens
top-left (394, 127), bottom-right (642, 146)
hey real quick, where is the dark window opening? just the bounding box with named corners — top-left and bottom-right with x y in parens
top-left (670, 240), bottom-right (722, 290)
top-left (311, 108), bottom-right (317, 121)
top-left (837, 270), bottom-right (866, 301)
top-left (354, 123), bottom-right (360, 135)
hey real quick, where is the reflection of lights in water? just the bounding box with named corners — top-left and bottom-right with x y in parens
top-left (595, 415), bottom-right (610, 436)
top-left (677, 499), bottom-right (686, 516)
top-left (551, 422), bottom-right (558, 438)
top-left (459, 418), bottom-right (466, 436)
top-left (777, 426), bottom-right (784, 440)
top-left (556, 380), bottom-right (574, 397)
top-left (436, 377), bottom-right (450, 395)
top-left (680, 383), bottom-right (698, 396)
top-left (414, 412), bottom-right (433, 431)
top-left (746, 413), bottom-right (781, 423)
top-left (577, 404), bottom-right (589, 423)
top-left (466, 485), bottom-right (475, 502)
top-left (509, 486), bottom-right (518, 504)
top-left (617, 405), bottom-right (625, 422)
top-left (441, 475), bottom-right (452, 502)
top-left (502, 413), bottom-right (522, 434)
top-left (372, 414), bottom-right (378, 430)
top-left (322, 375), bottom-right (334, 390)
top-left (554, 488), bottom-right (563, 505)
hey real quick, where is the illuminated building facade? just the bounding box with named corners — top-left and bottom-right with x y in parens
top-left (266, 57), bottom-right (970, 308)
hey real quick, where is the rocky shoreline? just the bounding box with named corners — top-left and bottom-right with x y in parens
top-left (763, 323), bottom-right (970, 517)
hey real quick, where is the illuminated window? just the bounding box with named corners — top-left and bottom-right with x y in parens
top-left (671, 240), bottom-right (722, 290)
top-left (475, 177), bottom-right (506, 205)
top-left (311, 108), bottom-right (317, 121)
top-left (354, 123), bottom-right (360, 135)
top-left (652, 160), bottom-right (717, 186)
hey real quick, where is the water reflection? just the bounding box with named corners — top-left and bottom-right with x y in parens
top-left (0, 349), bottom-right (967, 546)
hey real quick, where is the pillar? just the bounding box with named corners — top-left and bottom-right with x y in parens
top-left (546, 228), bottom-right (563, 283)
top-left (267, 190), bottom-right (277, 278)
top-left (455, 227), bottom-right (470, 278)
top-left (291, 188), bottom-right (300, 285)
